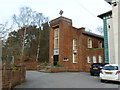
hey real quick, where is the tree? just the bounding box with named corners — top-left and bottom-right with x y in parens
top-left (96, 26), bottom-right (104, 36)
top-left (12, 6), bottom-right (49, 63)
top-left (12, 6), bottom-right (34, 64)
top-left (0, 21), bottom-right (13, 63)
top-left (34, 13), bottom-right (49, 62)
top-left (3, 24), bottom-right (50, 62)
top-left (0, 22), bottom-right (12, 40)
top-left (23, 26), bottom-right (39, 57)
top-left (38, 22), bottom-right (50, 62)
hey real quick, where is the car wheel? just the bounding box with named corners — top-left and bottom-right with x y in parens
top-left (100, 79), bottom-right (105, 82)
top-left (98, 74), bottom-right (100, 76)
top-left (90, 73), bottom-right (94, 76)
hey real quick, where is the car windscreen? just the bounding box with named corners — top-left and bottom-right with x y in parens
top-left (103, 66), bottom-right (118, 70)
top-left (92, 64), bottom-right (102, 67)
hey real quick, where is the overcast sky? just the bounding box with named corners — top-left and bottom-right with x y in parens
top-left (0, 0), bottom-right (111, 34)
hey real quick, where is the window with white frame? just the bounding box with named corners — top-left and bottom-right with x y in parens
top-left (88, 39), bottom-right (92, 48)
top-left (54, 28), bottom-right (59, 37)
top-left (54, 39), bottom-right (59, 49)
top-left (98, 55), bottom-right (103, 63)
top-left (73, 39), bottom-right (77, 50)
top-left (54, 28), bottom-right (59, 49)
top-left (98, 41), bottom-right (102, 48)
top-left (93, 56), bottom-right (97, 63)
top-left (87, 56), bottom-right (91, 64)
top-left (73, 39), bottom-right (77, 63)
top-left (73, 53), bottom-right (77, 63)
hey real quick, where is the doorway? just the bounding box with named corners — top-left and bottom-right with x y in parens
top-left (54, 55), bottom-right (59, 66)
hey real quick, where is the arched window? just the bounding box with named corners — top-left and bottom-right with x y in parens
top-left (54, 28), bottom-right (59, 49)
top-left (98, 41), bottom-right (102, 48)
top-left (99, 55), bottom-right (103, 63)
top-left (93, 55), bottom-right (97, 63)
top-left (73, 39), bottom-right (77, 50)
top-left (88, 39), bottom-right (92, 48)
top-left (73, 53), bottom-right (77, 63)
top-left (73, 39), bottom-right (77, 63)
top-left (87, 56), bottom-right (91, 64)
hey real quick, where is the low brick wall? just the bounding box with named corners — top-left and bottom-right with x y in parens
top-left (50, 67), bottom-right (68, 73)
top-left (15, 62), bottom-right (42, 70)
top-left (38, 66), bottom-right (68, 73)
top-left (14, 62), bottom-right (51, 70)
top-left (85, 65), bottom-right (91, 72)
top-left (2, 65), bottom-right (26, 89)
top-left (24, 62), bottom-right (41, 70)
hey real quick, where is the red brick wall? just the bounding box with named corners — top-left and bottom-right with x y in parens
top-left (49, 25), bottom-right (54, 66)
top-left (59, 20), bottom-right (80, 71)
top-left (15, 62), bottom-right (42, 70)
top-left (2, 66), bottom-right (26, 89)
top-left (80, 34), bottom-right (105, 72)
top-left (49, 16), bottom-right (105, 72)
top-left (24, 62), bottom-right (41, 70)
top-left (85, 49), bottom-right (104, 72)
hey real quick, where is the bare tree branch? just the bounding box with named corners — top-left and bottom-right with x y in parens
top-left (0, 21), bottom-right (12, 40)
top-left (96, 26), bottom-right (104, 36)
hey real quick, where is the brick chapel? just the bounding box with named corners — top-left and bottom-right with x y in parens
top-left (49, 16), bottom-right (105, 72)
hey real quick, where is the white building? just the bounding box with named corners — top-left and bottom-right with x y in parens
top-left (0, 40), bottom-right (2, 90)
top-left (98, 0), bottom-right (120, 64)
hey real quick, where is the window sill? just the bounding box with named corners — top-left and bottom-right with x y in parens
top-left (86, 48), bottom-right (104, 50)
top-left (73, 62), bottom-right (77, 64)
top-left (87, 63), bottom-right (91, 64)
top-left (63, 60), bottom-right (69, 62)
top-left (73, 50), bottom-right (77, 53)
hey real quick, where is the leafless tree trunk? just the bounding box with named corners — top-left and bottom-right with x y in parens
top-left (12, 7), bottom-right (33, 64)
top-left (35, 13), bottom-right (48, 62)
top-left (12, 6), bottom-right (49, 63)
top-left (20, 26), bottom-right (27, 64)
top-left (36, 24), bottom-right (41, 62)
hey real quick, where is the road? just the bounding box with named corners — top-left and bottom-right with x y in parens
top-left (15, 71), bottom-right (120, 88)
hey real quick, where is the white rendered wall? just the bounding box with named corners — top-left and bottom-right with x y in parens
top-left (0, 40), bottom-right (2, 90)
top-left (112, 0), bottom-right (119, 64)
top-left (118, 1), bottom-right (120, 65)
top-left (107, 18), bottom-right (115, 64)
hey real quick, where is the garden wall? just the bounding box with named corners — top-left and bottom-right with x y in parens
top-left (15, 62), bottom-right (42, 70)
top-left (15, 62), bottom-right (51, 70)
top-left (38, 66), bottom-right (68, 73)
top-left (2, 65), bottom-right (26, 89)
top-left (50, 67), bottom-right (68, 73)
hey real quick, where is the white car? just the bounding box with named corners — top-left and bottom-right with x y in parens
top-left (100, 64), bottom-right (120, 82)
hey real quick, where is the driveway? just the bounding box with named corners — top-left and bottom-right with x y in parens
top-left (15, 71), bottom-right (120, 88)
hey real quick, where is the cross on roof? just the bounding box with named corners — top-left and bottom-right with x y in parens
top-left (59, 10), bottom-right (63, 16)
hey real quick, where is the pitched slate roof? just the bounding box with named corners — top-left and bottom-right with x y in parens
top-left (83, 31), bottom-right (104, 39)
